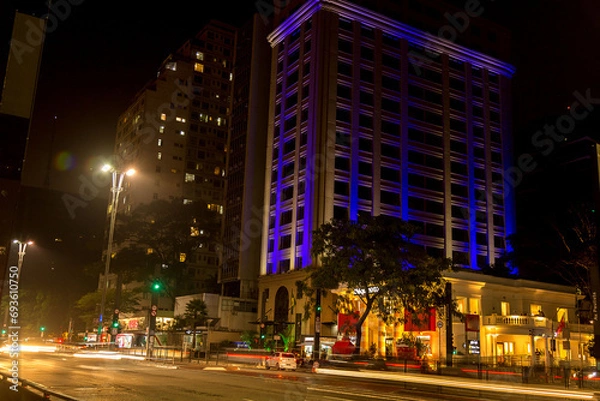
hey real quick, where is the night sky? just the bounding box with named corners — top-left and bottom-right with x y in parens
top-left (1, 0), bottom-right (597, 196)
top-left (2, 0), bottom-right (256, 195)
top-left (1, 0), bottom-right (600, 332)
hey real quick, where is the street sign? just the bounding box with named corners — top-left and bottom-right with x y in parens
top-left (151, 310), bottom-right (157, 317)
top-left (437, 321), bottom-right (443, 329)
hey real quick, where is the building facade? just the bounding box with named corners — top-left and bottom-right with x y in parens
top-left (220, 15), bottom-right (272, 300)
top-left (257, 0), bottom-right (516, 355)
top-left (112, 21), bottom-right (237, 294)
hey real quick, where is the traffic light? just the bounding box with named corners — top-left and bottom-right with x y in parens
top-left (112, 320), bottom-right (119, 329)
top-left (40, 326), bottom-right (45, 332)
top-left (451, 334), bottom-right (456, 354)
top-left (1, 329), bottom-right (6, 335)
top-left (151, 279), bottom-right (162, 292)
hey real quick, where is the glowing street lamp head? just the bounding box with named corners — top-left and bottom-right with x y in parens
top-left (101, 164), bottom-right (113, 172)
top-left (125, 168), bottom-right (136, 176)
top-left (13, 239), bottom-right (34, 246)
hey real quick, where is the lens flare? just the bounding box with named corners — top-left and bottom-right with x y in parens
top-left (55, 151), bottom-right (75, 171)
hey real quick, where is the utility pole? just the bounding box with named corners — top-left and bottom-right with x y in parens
top-left (146, 278), bottom-right (161, 359)
top-left (445, 282), bottom-right (453, 367)
top-left (314, 289), bottom-right (321, 361)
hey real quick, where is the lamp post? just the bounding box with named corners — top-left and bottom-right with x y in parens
top-left (2, 240), bottom-right (33, 333)
top-left (13, 240), bottom-right (33, 280)
top-left (97, 165), bottom-right (135, 341)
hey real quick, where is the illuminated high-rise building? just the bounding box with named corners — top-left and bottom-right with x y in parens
top-left (257, 0), bottom-right (516, 346)
top-left (113, 20), bottom-right (236, 293)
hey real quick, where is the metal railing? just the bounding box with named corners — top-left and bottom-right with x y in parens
top-left (0, 370), bottom-right (81, 400)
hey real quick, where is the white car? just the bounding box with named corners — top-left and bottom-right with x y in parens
top-left (265, 352), bottom-right (297, 371)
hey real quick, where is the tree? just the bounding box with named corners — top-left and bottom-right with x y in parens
top-left (112, 198), bottom-right (222, 300)
top-left (183, 298), bottom-right (208, 351)
top-left (308, 214), bottom-right (454, 355)
top-left (553, 204), bottom-right (596, 299)
top-left (74, 288), bottom-right (141, 330)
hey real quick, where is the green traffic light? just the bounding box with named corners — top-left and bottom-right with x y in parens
top-left (112, 321), bottom-right (119, 328)
top-left (40, 326), bottom-right (45, 331)
top-left (151, 279), bottom-right (162, 291)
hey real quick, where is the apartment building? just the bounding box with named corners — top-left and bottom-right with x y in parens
top-left (220, 15), bottom-right (272, 300)
top-left (112, 21), bottom-right (236, 294)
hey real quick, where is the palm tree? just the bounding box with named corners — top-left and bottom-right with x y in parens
top-left (185, 299), bottom-right (208, 352)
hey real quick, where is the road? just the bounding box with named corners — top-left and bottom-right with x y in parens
top-left (0, 350), bottom-right (597, 401)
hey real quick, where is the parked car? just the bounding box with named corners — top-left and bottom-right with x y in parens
top-left (265, 352), bottom-right (297, 371)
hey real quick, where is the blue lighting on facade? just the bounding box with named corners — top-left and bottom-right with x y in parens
top-left (267, 0), bottom-right (517, 274)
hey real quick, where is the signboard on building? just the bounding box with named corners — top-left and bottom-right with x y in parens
top-left (465, 314), bottom-right (480, 332)
top-left (468, 340), bottom-right (480, 354)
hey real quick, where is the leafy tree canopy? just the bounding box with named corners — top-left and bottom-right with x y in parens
top-left (74, 288), bottom-right (141, 330)
top-left (308, 214), bottom-right (455, 354)
top-left (112, 198), bottom-right (222, 298)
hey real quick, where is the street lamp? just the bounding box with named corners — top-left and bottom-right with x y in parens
top-left (97, 164), bottom-right (135, 340)
top-left (13, 239), bottom-right (34, 280)
top-left (2, 240), bottom-right (33, 333)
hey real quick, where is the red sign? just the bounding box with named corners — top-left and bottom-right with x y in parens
top-left (337, 312), bottom-right (359, 337)
top-left (465, 314), bottom-right (480, 332)
top-left (404, 308), bottom-right (436, 332)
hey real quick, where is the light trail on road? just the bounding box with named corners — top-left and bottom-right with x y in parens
top-left (316, 368), bottom-right (597, 400)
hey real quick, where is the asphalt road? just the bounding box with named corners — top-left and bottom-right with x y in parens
top-left (0, 351), bottom-right (597, 401)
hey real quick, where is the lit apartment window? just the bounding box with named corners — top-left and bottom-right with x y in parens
top-left (229, 73), bottom-right (233, 81)
top-left (530, 304), bottom-right (542, 316)
top-left (179, 253), bottom-right (186, 262)
top-left (157, 139), bottom-right (162, 147)
top-left (185, 173), bottom-right (195, 182)
top-left (157, 152), bottom-right (162, 160)
top-left (179, 130), bottom-right (185, 136)
top-left (194, 63), bottom-right (204, 73)
top-left (160, 113), bottom-right (167, 121)
top-left (469, 298), bottom-right (480, 315)
top-left (196, 51), bottom-right (204, 61)
top-left (501, 301), bottom-right (510, 316)
top-left (190, 226), bottom-right (199, 236)
top-left (214, 167), bottom-right (221, 176)
top-left (176, 116), bottom-right (186, 123)
top-left (159, 125), bottom-right (165, 133)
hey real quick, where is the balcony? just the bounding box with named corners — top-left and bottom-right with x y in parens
top-left (483, 314), bottom-right (553, 330)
